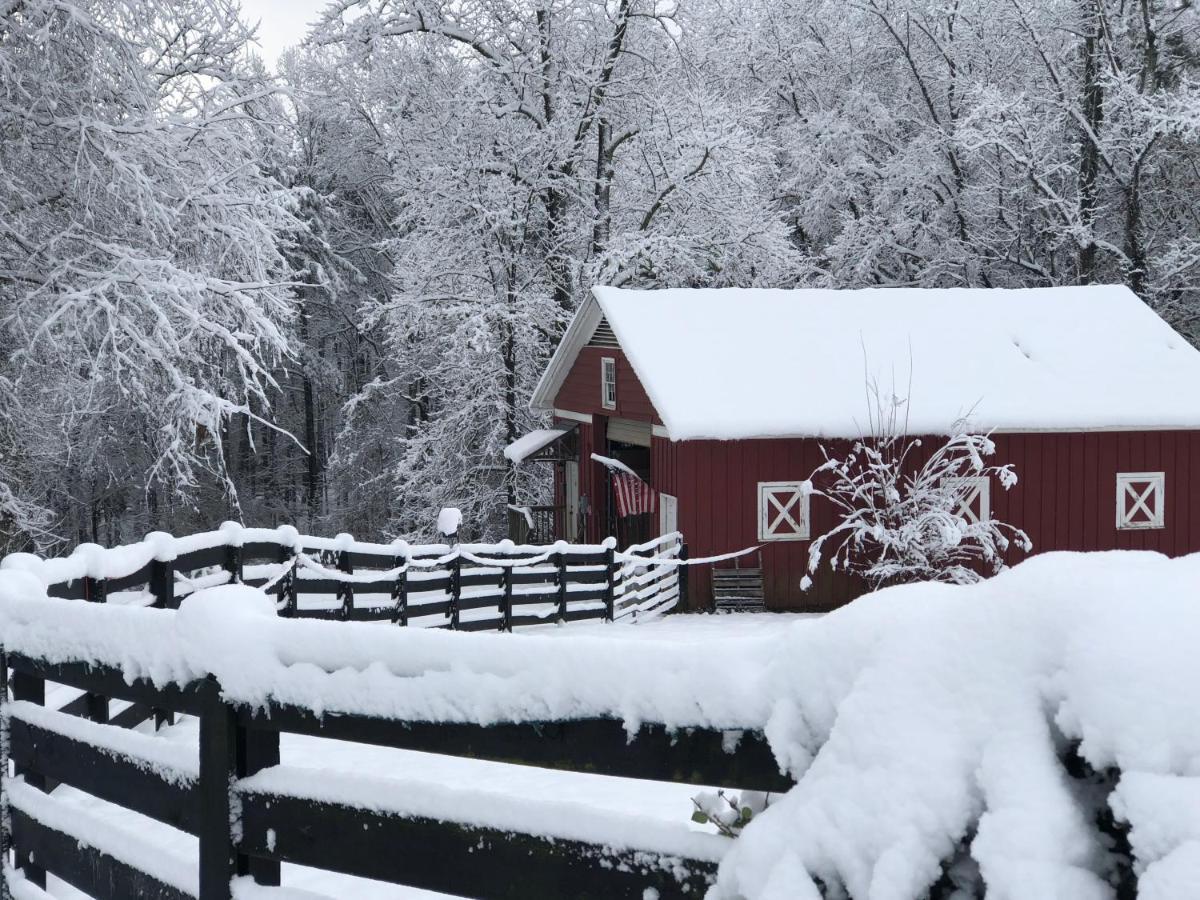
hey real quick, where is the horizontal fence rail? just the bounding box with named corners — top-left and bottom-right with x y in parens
top-left (0, 525), bottom-right (784, 900)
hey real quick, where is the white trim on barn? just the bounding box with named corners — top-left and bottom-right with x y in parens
top-left (601, 356), bottom-right (617, 410)
top-left (1116, 472), bottom-right (1165, 530)
top-left (553, 408), bottom-right (593, 424)
top-left (757, 482), bottom-right (811, 541)
top-left (651, 424), bottom-right (670, 438)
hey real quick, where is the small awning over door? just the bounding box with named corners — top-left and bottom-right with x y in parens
top-left (606, 417), bottom-right (651, 447)
top-left (503, 423), bottom-right (578, 464)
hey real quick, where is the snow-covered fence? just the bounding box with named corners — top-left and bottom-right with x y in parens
top-left (0, 572), bottom-right (788, 900)
top-left (5, 523), bottom-right (687, 632)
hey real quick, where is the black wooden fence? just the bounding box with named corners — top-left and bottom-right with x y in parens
top-left (0, 654), bottom-right (788, 899)
top-left (0, 528), bottom-right (777, 900)
top-left (39, 529), bottom-right (686, 630)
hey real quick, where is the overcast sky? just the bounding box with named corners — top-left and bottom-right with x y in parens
top-left (241, 0), bottom-right (330, 67)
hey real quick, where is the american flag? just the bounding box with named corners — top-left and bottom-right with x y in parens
top-left (612, 471), bottom-right (657, 517)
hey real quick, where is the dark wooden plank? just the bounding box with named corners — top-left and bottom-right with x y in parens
top-left (238, 791), bottom-right (716, 900)
top-left (173, 545), bottom-right (228, 572)
top-left (507, 570), bottom-right (559, 587)
top-left (458, 570), bottom-right (504, 589)
top-left (457, 617), bottom-right (502, 633)
top-left (238, 541), bottom-right (285, 564)
top-left (457, 592), bottom-right (505, 612)
top-left (105, 562), bottom-right (153, 594)
top-left (238, 705), bottom-right (791, 792)
top-left (7, 717), bottom-right (199, 833)
top-left (45, 580), bottom-right (88, 600)
top-left (111, 701), bottom-right (156, 730)
top-left (9, 808), bottom-right (191, 900)
top-left (345, 549), bottom-right (401, 570)
top-left (7, 655), bottom-right (204, 716)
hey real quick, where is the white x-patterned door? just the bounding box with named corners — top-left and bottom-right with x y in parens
top-left (758, 481), bottom-right (810, 541)
top-left (1116, 472), bottom-right (1165, 529)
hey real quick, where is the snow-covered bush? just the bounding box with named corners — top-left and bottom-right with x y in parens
top-left (804, 392), bottom-right (1031, 590)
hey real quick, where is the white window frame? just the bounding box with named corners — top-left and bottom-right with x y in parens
top-left (757, 482), bottom-right (810, 541)
top-left (600, 357), bottom-right (617, 410)
top-left (1116, 472), bottom-right (1165, 530)
top-left (943, 475), bottom-right (991, 524)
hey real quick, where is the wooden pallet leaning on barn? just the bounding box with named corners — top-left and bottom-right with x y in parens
top-left (711, 551), bottom-right (766, 612)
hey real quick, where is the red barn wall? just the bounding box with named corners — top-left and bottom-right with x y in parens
top-left (654, 430), bottom-right (1200, 611)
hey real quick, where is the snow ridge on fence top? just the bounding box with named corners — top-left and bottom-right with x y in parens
top-left (0, 571), bottom-right (774, 731)
top-left (0, 522), bottom-right (619, 587)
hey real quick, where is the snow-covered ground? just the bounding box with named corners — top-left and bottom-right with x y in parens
top-left (5, 552), bottom-right (1200, 899)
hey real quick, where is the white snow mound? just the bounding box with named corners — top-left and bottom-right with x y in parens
top-left (716, 550), bottom-right (1200, 900)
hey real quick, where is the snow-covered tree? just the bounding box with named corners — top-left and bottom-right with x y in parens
top-left (0, 0), bottom-right (299, 547)
top-left (804, 391), bottom-right (1031, 590)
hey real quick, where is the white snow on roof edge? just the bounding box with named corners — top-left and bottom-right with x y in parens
top-left (504, 428), bottom-right (570, 463)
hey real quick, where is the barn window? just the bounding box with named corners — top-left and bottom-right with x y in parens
top-left (758, 482), bottom-right (810, 541)
top-left (943, 476), bottom-right (990, 524)
top-left (1116, 472), bottom-right (1165, 530)
top-left (601, 357), bottom-right (617, 410)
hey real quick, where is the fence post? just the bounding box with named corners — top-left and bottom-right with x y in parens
top-left (448, 551), bottom-right (461, 630)
top-left (500, 557), bottom-right (513, 633)
top-left (277, 542), bottom-right (298, 618)
top-left (337, 548), bottom-right (354, 622)
top-left (82, 576), bottom-right (109, 725)
top-left (9, 667), bottom-right (47, 890)
top-left (603, 546), bottom-right (616, 622)
top-left (198, 677), bottom-right (236, 900)
top-left (678, 542), bottom-right (690, 611)
top-left (223, 544), bottom-right (242, 585)
top-left (199, 677), bottom-right (281, 899)
top-left (556, 548), bottom-right (568, 623)
top-left (149, 558), bottom-right (175, 609)
top-left (392, 552), bottom-right (408, 627)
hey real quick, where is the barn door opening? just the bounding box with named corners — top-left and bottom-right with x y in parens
top-left (603, 418), bottom-right (653, 547)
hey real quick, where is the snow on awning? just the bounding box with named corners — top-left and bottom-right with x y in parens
top-left (504, 427), bottom-right (572, 464)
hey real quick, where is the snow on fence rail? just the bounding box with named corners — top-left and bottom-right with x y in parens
top-left (0, 523), bottom-right (687, 630)
top-left (0, 557), bottom-right (789, 900)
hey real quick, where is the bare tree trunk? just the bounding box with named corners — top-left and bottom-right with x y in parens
top-left (1078, 4), bottom-right (1103, 284)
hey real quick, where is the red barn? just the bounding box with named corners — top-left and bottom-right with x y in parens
top-left (510, 285), bottom-right (1200, 611)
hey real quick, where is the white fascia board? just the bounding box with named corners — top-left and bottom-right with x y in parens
top-left (530, 295), bottom-right (604, 411)
top-left (553, 409), bottom-right (594, 424)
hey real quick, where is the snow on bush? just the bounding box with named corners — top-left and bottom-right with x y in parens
top-left (804, 392), bottom-right (1030, 591)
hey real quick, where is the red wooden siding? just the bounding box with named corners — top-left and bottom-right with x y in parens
top-left (654, 430), bottom-right (1200, 612)
top-left (554, 347), bottom-right (659, 423)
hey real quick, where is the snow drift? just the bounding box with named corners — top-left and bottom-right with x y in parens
top-left (719, 550), bottom-right (1200, 900)
top-left (1, 550), bottom-right (1198, 898)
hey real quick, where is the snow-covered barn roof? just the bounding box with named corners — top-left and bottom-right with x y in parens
top-left (531, 285), bottom-right (1200, 440)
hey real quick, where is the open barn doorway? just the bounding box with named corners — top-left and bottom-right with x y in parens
top-left (603, 418), bottom-right (654, 547)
